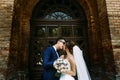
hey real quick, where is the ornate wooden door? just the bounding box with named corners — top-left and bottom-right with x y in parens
top-left (29, 0), bottom-right (89, 80)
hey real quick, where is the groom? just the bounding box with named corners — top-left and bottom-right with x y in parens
top-left (42, 38), bottom-right (66, 80)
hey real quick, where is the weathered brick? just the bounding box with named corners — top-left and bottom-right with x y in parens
top-left (106, 0), bottom-right (120, 78)
top-left (0, 0), bottom-right (14, 78)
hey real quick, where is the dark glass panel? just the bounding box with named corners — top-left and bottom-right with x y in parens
top-left (36, 26), bottom-right (46, 37)
top-left (74, 27), bottom-right (83, 37)
top-left (48, 26), bottom-right (58, 37)
top-left (61, 26), bottom-right (72, 37)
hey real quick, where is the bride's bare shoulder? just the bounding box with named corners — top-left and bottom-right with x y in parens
top-left (68, 54), bottom-right (74, 62)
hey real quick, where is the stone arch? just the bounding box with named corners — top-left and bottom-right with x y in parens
top-left (8, 0), bottom-right (39, 76)
top-left (80, 0), bottom-right (116, 79)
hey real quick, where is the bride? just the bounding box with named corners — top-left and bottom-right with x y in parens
top-left (59, 41), bottom-right (76, 80)
top-left (60, 40), bottom-right (91, 80)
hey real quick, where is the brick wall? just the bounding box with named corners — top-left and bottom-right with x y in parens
top-left (106, 0), bottom-right (120, 79)
top-left (0, 0), bottom-right (120, 79)
top-left (0, 0), bottom-right (14, 79)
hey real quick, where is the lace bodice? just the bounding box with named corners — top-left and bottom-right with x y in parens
top-left (63, 59), bottom-right (71, 71)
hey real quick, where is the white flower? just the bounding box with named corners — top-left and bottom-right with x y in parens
top-left (53, 58), bottom-right (69, 73)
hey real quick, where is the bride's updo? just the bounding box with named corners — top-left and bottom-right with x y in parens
top-left (66, 40), bottom-right (76, 54)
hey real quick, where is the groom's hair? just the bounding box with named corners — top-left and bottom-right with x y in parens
top-left (55, 37), bottom-right (66, 43)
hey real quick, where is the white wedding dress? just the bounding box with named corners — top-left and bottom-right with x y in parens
top-left (59, 59), bottom-right (75, 80)
top-left (59, 45), bottom-right (91, 80)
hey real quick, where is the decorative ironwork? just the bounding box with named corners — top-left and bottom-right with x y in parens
top-left (44, 12), bottom-right (72, 20)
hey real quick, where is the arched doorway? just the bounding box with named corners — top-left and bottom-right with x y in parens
top-left (29, 0), bottom-right (90, 79)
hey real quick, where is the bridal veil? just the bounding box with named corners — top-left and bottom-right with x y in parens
top-left (73, 45), bottom-right (91, 80)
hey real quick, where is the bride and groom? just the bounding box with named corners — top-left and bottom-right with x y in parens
top-left (42, 38), bottom-right (91, 80)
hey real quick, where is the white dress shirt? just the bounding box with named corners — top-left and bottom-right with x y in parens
top-left (53, 46), bottom-right (59, 57)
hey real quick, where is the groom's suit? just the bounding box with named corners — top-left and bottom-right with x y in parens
top-left (43, 46), bottom-right (59, 80)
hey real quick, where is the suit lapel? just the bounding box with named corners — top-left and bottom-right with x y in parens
top-left (52, 46), bottom-right (59, 58)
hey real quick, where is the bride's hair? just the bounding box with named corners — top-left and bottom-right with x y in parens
top-left (69, 40), bottom-right (76, 47)
top-left (68, 40), bottom-right (82, 50)
top-left (66, 40), bottom-right (75, 54)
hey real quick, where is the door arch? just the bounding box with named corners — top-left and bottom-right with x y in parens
top-left (29, 0), bottom-right (90, 79)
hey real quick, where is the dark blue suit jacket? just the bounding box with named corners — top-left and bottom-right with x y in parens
top-left (42, 46), bottom-right (59, 80)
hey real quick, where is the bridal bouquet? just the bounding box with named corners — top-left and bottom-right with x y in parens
top-left (53, 58), bottom-right (70, 76)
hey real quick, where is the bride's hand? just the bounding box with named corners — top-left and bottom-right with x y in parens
top-left (61, 69), bottom-right (68, 73)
